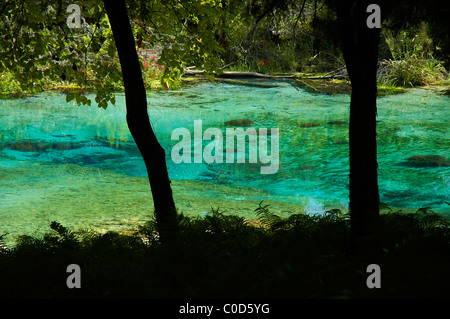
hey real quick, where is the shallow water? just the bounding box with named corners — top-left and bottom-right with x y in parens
top-left (1, 80), bottom-right (449, 245)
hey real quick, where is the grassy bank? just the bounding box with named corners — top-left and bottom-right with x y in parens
top-left (1, 205), bottom-right (449, 299)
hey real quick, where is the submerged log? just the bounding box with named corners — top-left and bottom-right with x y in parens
top-left (225, 119), bottom-right (254, 126)
top-left (403, 155), bottom-right (450, 167)
top-left (215, 78), bottom-right (279, 88)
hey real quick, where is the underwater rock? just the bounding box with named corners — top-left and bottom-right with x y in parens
top-left (403, 155), bottom-right (450, 167)
top-left (4, 141), bottom-right (39, 152)
top-left (95, 136), bottom-right (140, 155)
top-left (225, 119), bottom-right (254, 127)
top-left (327, 120), bottom-right (348, 125)
top-left (298, 165), bottom-right (314, 170)
top-left (299, 123), bottom-right (320, 128)
top-left (5, 141), bottom-right (81, 152)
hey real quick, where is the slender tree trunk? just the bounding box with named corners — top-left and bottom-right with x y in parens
top-left (336, 0), bottom-right (381, 251)
top-left (104, 0), bottom-right (179, 243)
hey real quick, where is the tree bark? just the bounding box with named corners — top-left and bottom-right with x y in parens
top-left (336, 0), bottom-right (381, 251)
top-left (103, 0), bottom-right (179, 243)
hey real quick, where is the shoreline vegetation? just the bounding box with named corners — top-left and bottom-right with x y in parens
top-left (1, 203), bottom-right (450, 298)
top-left (2, 67), bottom-right (449, 98)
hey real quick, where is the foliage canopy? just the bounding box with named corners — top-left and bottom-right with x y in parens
top-left (0, 0), bottom-right (228, 107)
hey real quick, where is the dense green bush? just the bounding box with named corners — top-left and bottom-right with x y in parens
top-left (384, 56), bottom-right (447, 87)
top-left (382, 22), bottom-right (449, 86)
top-left (0, 72), bottom-right (22, 95)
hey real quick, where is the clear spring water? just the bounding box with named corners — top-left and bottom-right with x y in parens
top-left (1, 80), bottom-right (449, 245)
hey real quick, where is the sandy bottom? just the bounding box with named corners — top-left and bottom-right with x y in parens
top-left (3, 159), bottom-right (446, 248)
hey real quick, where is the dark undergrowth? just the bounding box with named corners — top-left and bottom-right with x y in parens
top-left (1, 203), bottom-right (449, 299)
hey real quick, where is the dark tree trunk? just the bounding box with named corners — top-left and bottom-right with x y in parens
top-left (104, 0), bottom-right (179, 243)
top-left (336, 0), bottom-right (381, 251)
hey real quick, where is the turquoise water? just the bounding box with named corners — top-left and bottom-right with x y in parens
top-left (1, 80), bottom-right (449, 243)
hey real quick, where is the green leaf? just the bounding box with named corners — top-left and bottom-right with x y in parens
top-left (98, 100), bottom-right (107, 109)
top-left (66, 93), bottom-right (74, 103)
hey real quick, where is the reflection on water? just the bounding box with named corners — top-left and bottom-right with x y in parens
top-left (1, 80), bottom-right (449, 244)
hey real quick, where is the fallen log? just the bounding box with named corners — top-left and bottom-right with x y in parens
top-left (304, 74), bottom-right (349, 80)
top-left (218, 71), bottom-right (273, 78)
top-left (183, 69), bottom-right (295, 79)
top-left (303, 65), bottom-right (349, 80)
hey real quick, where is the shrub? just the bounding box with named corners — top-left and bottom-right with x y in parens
top-left (383, 22), bottom-right (449, 86)
top-left (0, 72), bottom-right (22, 95)
top-left (385, 56), bottom-right (447, 87)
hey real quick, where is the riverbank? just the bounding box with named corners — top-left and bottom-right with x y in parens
top-left (181, 73), bottom-right (408, 96)
top-left (2, 69), bottom-right (448, 100)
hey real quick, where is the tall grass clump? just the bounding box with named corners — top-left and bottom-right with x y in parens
top-left (383, 22), bottom-right (448, 87)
